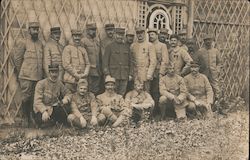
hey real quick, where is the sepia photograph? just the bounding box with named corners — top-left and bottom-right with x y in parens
top-left (0, 0), bottom-right (249, 159)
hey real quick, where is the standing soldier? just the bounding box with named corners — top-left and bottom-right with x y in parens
top-left (158, 28), bottom-right (170, 49)
top-left (33, 64), bottom-right (71, 127)
top-left (159, 63), bottom-right (188, 120)
top-left (147, 28), bottom-right (169, 113)
top-left (178, 29), bottom-right (188, 52)
top-left (101, 23), bottom-right (115, 55)
top-left (96, 76), bottom-right (129, 127)
top-left (13, 22), bottom-right (43, 127)
top-left (81, 23), bottom-right (103, 95)
top-left (184, 61), bottom-right (214, 118)
top-left (67, 79), bottom-right (98, 128)
top-left (125, 80), bottom-right (154, 124)
top-left (197, 34), bottom-right (221, 106)
top-left (62, 29), bottom-right (90, 93)
top-left (130, 26), bottom-right (157, 92)
top-left (169, 34), bottom-right (193, 76)
top-left (103, 27), bottom-right (133, 96)
top-left (43, 26), bottom-right (64, 80)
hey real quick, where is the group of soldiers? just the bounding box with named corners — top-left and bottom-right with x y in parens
top-left (13, 21), bottom-right (222, 128)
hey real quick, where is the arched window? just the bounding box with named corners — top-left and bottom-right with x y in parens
top-left (149, 9), bottom-right (172, 34)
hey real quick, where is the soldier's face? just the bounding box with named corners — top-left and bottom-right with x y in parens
top-left (78, 85), bottom-right (88, 95)
top-left (136, 31), bottom-right (145, 41)
top-left (135, 83), bottom-right (144, 93)
top-left (106, 29), bottom-right (114, 38)
top-left (87, 29), bottom-right (96, 38)
top-left (105, 82), bottom-right (115, 92)
top-left (72, 34), bottom-right (81, 44)
top-left (190, 66), bottom-right (199, 75)
top-left (115, 33), bottom-right (124, 43)
top-left (126, 35), bottom-right (134, 44)
top-left (51, 32), bottom-right (61, 42)
top-left (187, 42), bottom-right (195, 52)
top-left (158, 33), bottom-right (167, 43)
top-left (29, 27), bottom-right (39, 40)
top-left (179, 34), bottom-right (187, 44)
top-left (49, 70), bottom-right (59, 80)
top-left (170, 38), bottom-right (178, 47)
top-left (204, 39), bottom-right (212, 48)
top-left (166, 67), bottom-right (175, 76)
top-left (148, 32), bottom-right (158, 42)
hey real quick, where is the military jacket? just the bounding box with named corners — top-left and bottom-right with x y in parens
top-left (43, 38), bottom-right (64, 80)
top-left (62, 44), bottom-right (90, 83)
top-left (16, 37), bottom-right (43, 81)
top-left (125, 90), bottom-right (154, 109)
top-left (81, 36), bottom-right (102, 76)
top-left (130, 41), bottom-right (157, 81)
top-left (33, 78), bottom-right (71, 115)
top-left (184, 73), bottom-right (214, 104)
top-left (103, 41), bottom-right (132, 80)
top-left (101, 36), bottom-right (113, 55)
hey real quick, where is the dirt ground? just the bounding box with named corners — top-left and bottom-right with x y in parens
top-left (0, 108), bottom-right (248, 160)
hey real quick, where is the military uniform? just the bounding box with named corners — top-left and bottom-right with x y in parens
top-left (33, 76), bottom-right (71, 126)
top-left (159, 73), bottom-right (188, 119)
top-left (169, 46), bottom-right (193, 76)
top-left (62, 30), bottom-right (90, 93)
top-left (100, 23), bottom-right (115, 55)
top-left (184, 72), bottom-right (214, 117)
top-left (130, 27), bottom-right (157, 92)
top-left (103, 28), bottom-right (133, 96)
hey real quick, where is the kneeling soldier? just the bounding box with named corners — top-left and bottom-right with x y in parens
top-left (33, 64), bottom-right (71, 127)
top-left (67, 79), bottom-right (98, 128)
top-left (184, 61), bottom-right (214, 118)
top-left (96, 76), bottom-right (129, 127)
top-left (125, 80), bottom-right (154, 124)
top-left (159, 63), bottom-right (188, 120)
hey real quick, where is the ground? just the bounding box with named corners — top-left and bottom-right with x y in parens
top-left (0, 105), bottom-right (249, 160)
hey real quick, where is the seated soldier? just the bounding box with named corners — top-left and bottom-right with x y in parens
top-left (125, 80), bottom-right (154, 124)
top-left (67, 79), bottom-right (98, 128)
top-left (159, 63), bottom-right (188, 121)
top-left (33, 64), bottom-right (71, 128)
top-left (96, 76), bottom-right (129, 127)
top-left (184, 61), bottom-right (214, 118)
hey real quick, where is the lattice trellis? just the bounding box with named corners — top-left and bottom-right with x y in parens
top-left (0, 0), bottom-right (139, 123)
top-left (193, 0), bottom-right (249, 98)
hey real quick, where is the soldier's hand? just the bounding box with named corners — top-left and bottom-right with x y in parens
top-left (174, 97), bottom-right (181, 104)
top-left (194, 100), bottom-right (201, 106)
top-left (133, 104), bottom-right (142, 110)
top-left (75, 73), bottom-right (81, 80)
top-left (146, 75), bottom-right (153, 81)
top-left (90, 116), bottom-right (98, 126)
top-left (61, 98), bottom-right (69, 105)
top-left (79, 116), bottom-right (87, 128)
top-left (79, 73), bottom-right (87, 78)
top-left (42, 111), bottom-right (50, 122)
top-left (128, 75), bottom-right (133, 81)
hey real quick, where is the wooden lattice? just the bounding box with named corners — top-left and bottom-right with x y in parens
top-left (193, 0), bottom-right (249, 98)
top-left (0, 0), bottom-right (139, 123)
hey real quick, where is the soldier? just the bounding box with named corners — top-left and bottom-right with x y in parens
top-left (169, 34), bottom-right (193, 76)
top-left (81, 23), bottom-right (103, 95)
top-left (13, 21), bottom-right (43, 127)
top-left (43, 26), bottom-right (64, 80)
top-left (147, 28), bottom-right (169, 114)
top-left (125, 29), bottom-right (135, 46)
top-left (33, 64), bottom-right (71, 127)
top-left (103, 27), bottom-right (133, 96)
top-left (184, 61), bottom-right (214, 118)
top-left (67, 79), bottom-right (98, 128)
top-left (62, 29), bottom-right (90, 93)
top-left (197, 34), bottom-right (221, 103)
top-left (178, 29), bottom-right (188, 52)
top-left (159, 63), bottom-right (188, 120)
top-left (130, 26), bottom-right (157, 92)
top-left (158, 28), bottom-right (170, 49)
top-left (125, 80), bottom-right (154, 124)
top-left (101, 23), bottom-right (115, 55)
top-left (96, 76), bottom-right (129, 127)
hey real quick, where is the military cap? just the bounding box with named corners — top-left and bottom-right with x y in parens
top-left (105, 23), bottom-right (115, 30)
top-left (135, 26), bottom-right (146, 33)
top-left (115, 27), bottom-right (125, 34)
top-left (190, 61), bottom-right (200, 67)
top-left (126, 29), bottom-right (135, 36)
top-left (178, 29), bottom-right (187, 35)
top-left (71, 29), bottom-right (82, 35)
top-left (203, 34), bottom-right (214, 40)
top-left (50, 26), bottom-right (61, 33)
top-left (29, 22), bottom-right (39, 28)
top-left (170, 34), bottom-right (180, 40)
top-left (147, 28), bottom-right (158, 33)
top-left (48, 64), bottom-right (59, 71)
top-left (160, 28), bottom-right (169, 34)
top-left (86, 23), bottom-right (97, 30)
top-left (165, 63), bottom-right (174, 69)
top-left (105, 75), bottom-right (116, 84)
top-left (78, 79), bottom-right (88, 87)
